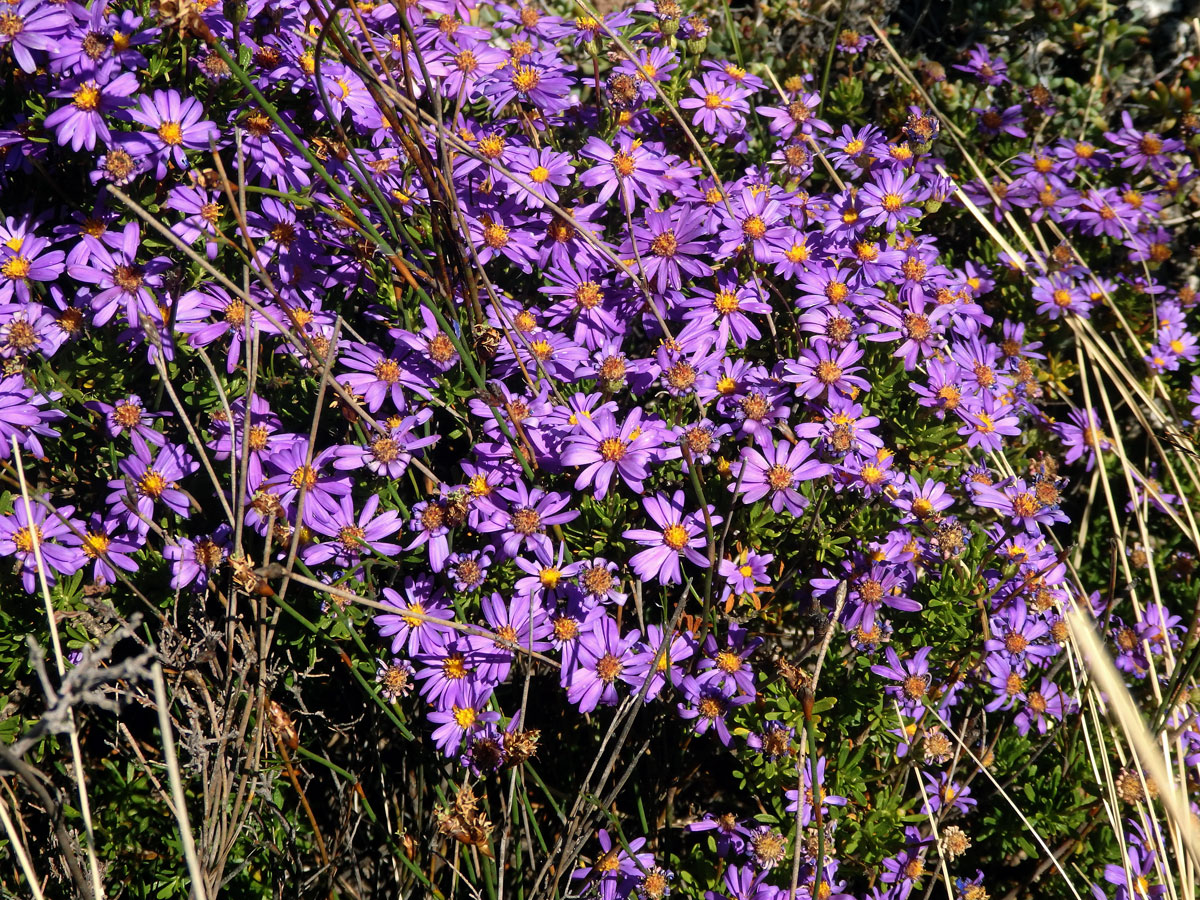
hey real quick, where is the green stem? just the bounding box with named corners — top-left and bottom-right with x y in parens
top-left (818, 0), bottom-right (850, 116)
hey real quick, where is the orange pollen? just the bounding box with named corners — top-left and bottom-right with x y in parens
top-left (704, 92), bottom-right (725, 109)
top-left (482, 221), bottom-right (510, 249)
top-left (1005, 631), bottom-right (1029, 653)
top-left (740, 391), bottom-right (768, 419)
top-left (1011, 492), bottom-right (1040, 518)
top-left (157, 121), bottom-right (183, 145)
top-left (599, 437), bottom-right (627, 462)
top-left (1, 256), bottom-right (30, 279)
top-left (442, 654), bottom-right (467, 679)
top-left (824, 281), bottom-right (849, 303)
top-left (112, 264), bottom-right (144, 293)
top-left (553, 616), bottom-right (580, 642)
top-left (666, 361), bottom-right (696, 391)
top-left (82, 530), bottom-right (110, 559)
top-left (575, 282), bottom-right (603, 309)
top-left (713, 291), bottom-right (739, 315)
top-left (290, 465), bottom-right (317, 490)
top-left (902, 674), bottom-right (929, 699)
top-left (650, 230), bottom-right (678, 257)
top-left (742, 216), bottom-right (767, 240)
top-left (373, 358), bottom-right (402, 383)
top-left (1138, 135), bottom-right (1163, 156)
top-left (904, 313), bottom-right (931, 340)
top-left (13, 525), bottom-right (42, 554)
top-left (698, 696), bottom-right (725, 718)
top-left (429, 332), bottom-right (455, 363)
top-left (337, 524), bottom-right (365, 550)
top-left (73, 83), bottom-right (101, 111)
top-left (595, 653), bottom-right (623, 682)
top-left (881, 193), bottom-right (903, 212)
top-left (223, 299), bottom-right (246, 326)
top-left (139, 470), bottom-right (168, 499)
top-left (113, 402), bottom-right (143, 428)
top-left (511, 65), bottom-right (541, 92)
top-left (766, 463), bottom-right (794, 491)
top-left (715, 649), bottom-right (742, 673)
top-left (662, 523), bottom-right (688, 550)
top-left (479, 134), bottom-right (505, 159)
top-left (815, 360), bottom-right (842, 384)
top-left (510, 507), bottom-right (541, 535)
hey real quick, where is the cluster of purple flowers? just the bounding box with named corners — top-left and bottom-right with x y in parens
top-left (1, 1), bottom-right (1197, 898)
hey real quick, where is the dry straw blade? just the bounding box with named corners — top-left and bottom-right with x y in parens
top-left (1064, 605), bottom-right (1200, 871)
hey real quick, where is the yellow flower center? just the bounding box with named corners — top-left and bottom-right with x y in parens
top-left (73, 84), bottom-right (101, 111)
top-left (1, 256), bottom-right (30, 280)
top-left (158, 121), bottom-right (184, 145)
top-left (662, 523), bottom-right (688, 550)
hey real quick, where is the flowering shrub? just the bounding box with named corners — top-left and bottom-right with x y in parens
top-left (1, 0), bottom-right (1200, 898)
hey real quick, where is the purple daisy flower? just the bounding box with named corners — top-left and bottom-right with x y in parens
top-left (624, 205), bottom-right (713, 293)
top-left (43, 63), bottom-right (139, 151)
top-left (578, 133), bottom-right (672, 214)
top-left (782, 340), bottom-right (871, 399)
top-left (105, 435), bottom-right (198, 537)
top-left (717, 188), bottom-right (788, 263)
top-left (559, 408), bottom-right (660, 500)
top-left (1053, 407), bottom-right (1111, 470)
top-left (376, 575), bottom-right (455, 656)
top-left (565, 614), bottom-right (641, 712)
top-left (678, 73), bottom-right (750, 136)
top-left (164, 526), bottom-right (230, 592)
top-left (623, 624), bottom-right (695, 700)
top-left (694, 624), bottom-right (763, 697)
top-left (127, 89), bottom-right (220, 180)
top-left (67, 222), bottom-right (169, 330)
top-left (427, 682), bottom-right (500, 756)
top-left (622, 490), bottom-right (719, 586)
top-left (0, 0), bottom-right (71, 73)
top-left (571, 829), bottom-right (654, 900)
top-left (677, 676), bottom-right (750, 745)
top-left (336, 340), bottom-right (434, 413)
top-left (859, 169), bottom-right (922, 232)
top-left (332, 410), bottom-right (439, 479)
top-left (733, 439), bottom-right (829, 516)
top-left (507, 144), bottom-right (573, 209)
top-left (871, 646), bottom-right (934, 718)
top-left (303, 494), bottom-right (403, 569)
top-left (80, 515), bottom-right (141, 585)
top-left (0, 493), bottom-right (85, 594)
top-left (0, 233), bottom-right (66, 305)
top-left (477, 480), bottom-right (579, 558)
top-left (483, 49), bottom-right (575, 114)
top-left (954, 42), bottom-right (1009, 86)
